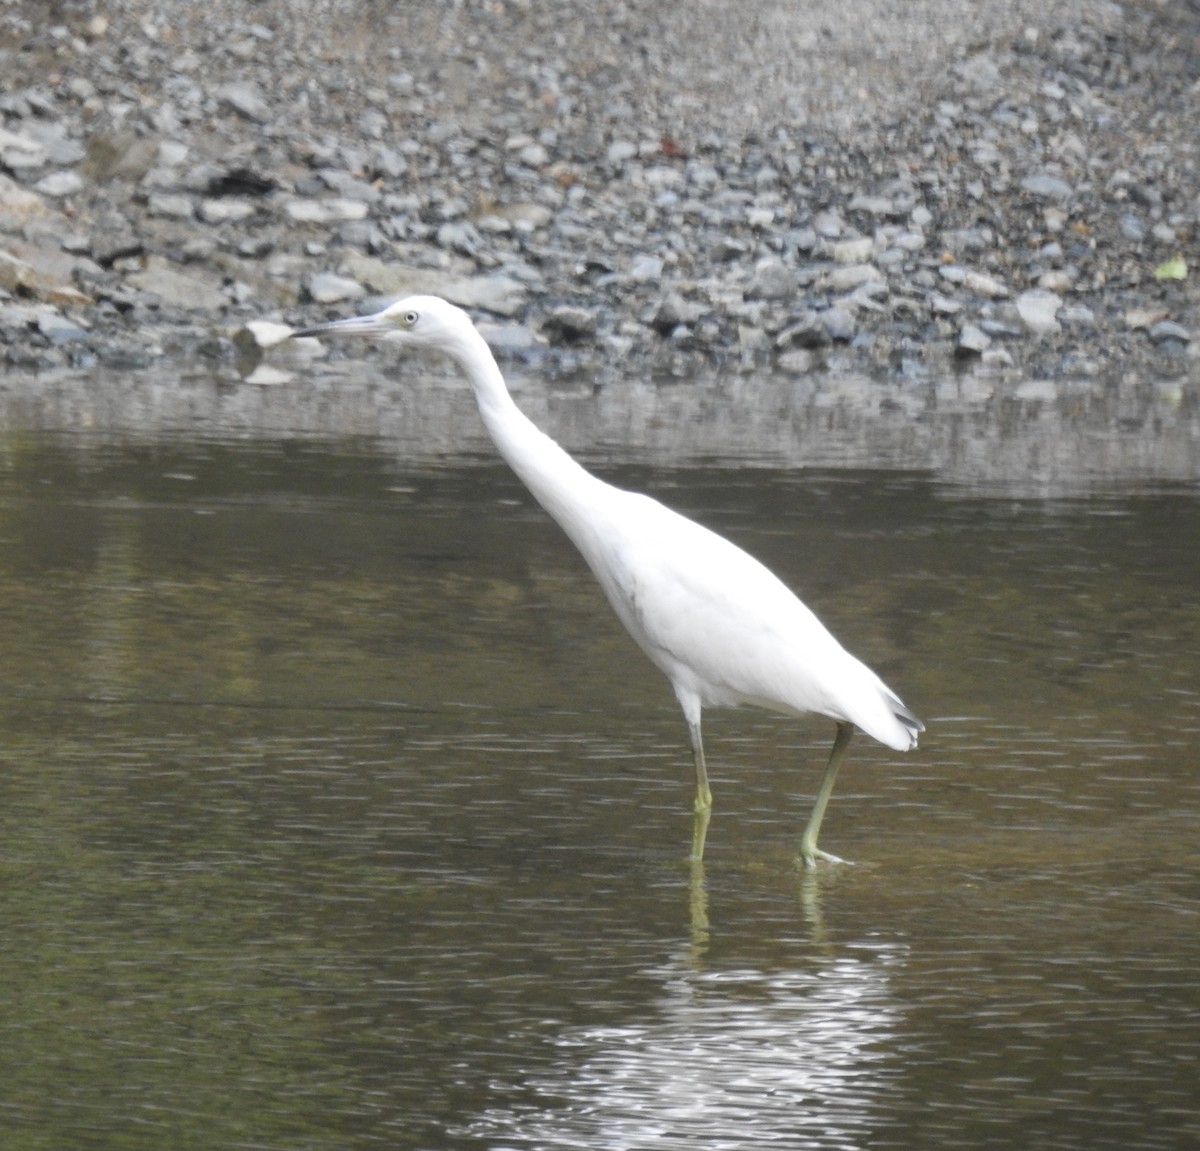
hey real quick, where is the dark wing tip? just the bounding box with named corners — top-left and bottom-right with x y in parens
top-left (890, 695), bottom-right (925, 749)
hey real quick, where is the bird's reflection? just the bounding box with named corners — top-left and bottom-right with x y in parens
top-left (463, 937), bottom-right (906, 1149)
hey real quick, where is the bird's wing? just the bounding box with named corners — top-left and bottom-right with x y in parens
top-left (578, 490), bottom-right (919, 750)
top-left (586, 492), bottom-right (845, 706)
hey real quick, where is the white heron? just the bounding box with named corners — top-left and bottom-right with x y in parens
top-left (290, 296), bottom-right (922, 865)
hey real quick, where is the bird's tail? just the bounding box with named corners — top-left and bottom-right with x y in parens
top-left (888, 693), bottom-right (924, 750)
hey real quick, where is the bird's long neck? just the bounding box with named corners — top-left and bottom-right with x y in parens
top-left (446, 330), bottom-right (611, 537)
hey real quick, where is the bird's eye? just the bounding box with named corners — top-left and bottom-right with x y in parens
top-left (403, 310), bottom-right (419, 327)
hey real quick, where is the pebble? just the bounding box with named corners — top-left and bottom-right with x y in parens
top-left (832, 237), bottom-right (875, 265)
top-left (543, 305), bottom-right (598, 344)
top-left (306, 272), bottom-right (366, 304)
top-left (1148, 320), bottom-right (1191, 345)
top-left (749, 256), bottom-right (796, 300)
top-left (1016, 289), bottom-right (1063, 335)
top-left (826, 264), bottom-right (883, 291)
top-left (958, 324), bottom-right (992, 354)
top-left (0, 0), bottom-right (1193, 384)
top-left (1020, 172), bottom-right (1075, 201)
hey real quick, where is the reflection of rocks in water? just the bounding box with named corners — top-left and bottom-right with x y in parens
top-left (2, 366), bottom-right (1197, 496)
top-left (464, 944), bottom-right (905, 1149)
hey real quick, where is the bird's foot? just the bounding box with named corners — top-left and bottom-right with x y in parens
top-left (797, 845), bottom-right (847, 868)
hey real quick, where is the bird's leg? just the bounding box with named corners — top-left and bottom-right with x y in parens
top-left (798, 721), bottom-right (854, 867)
top-left (686, 716), bottom-right (713, 861)
top-left (688, 718), bottom-right (713, 814)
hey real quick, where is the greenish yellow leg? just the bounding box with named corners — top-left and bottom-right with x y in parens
top-left (687, 717), bottom-right (712, 861)
top-left (798, 721), bottom-right (854, 867)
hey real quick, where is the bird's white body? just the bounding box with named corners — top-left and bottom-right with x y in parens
top-left (292, 295), bottom-right (922, 863)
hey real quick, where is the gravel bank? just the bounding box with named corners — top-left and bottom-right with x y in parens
top-left (1, 0), bottom-right (1198, 383)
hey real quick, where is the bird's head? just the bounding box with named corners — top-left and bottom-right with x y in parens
top-left (291, 295), bottom-right (474, 355)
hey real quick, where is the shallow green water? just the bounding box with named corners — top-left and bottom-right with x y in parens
top-left (0, 429), bottom-right (1197, 1150)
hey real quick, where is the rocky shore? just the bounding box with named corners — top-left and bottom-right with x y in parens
top-left (1, 0), bottom-right (1198, 385)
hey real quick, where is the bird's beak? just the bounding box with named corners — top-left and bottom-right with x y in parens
top-left (290, 310), bottom-right (393, 340)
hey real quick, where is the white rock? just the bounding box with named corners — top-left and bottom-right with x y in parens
top-left (832, 237), bottom-right (874, 264)
top-left (959, 269), bottom-right (1010, 298)
top-left (34, 171), bottom-right (84, 197)
top-left (1016, 289), bottom-right (1063, 335)
top-left (306, 272), bottom-right (366, 304)
top-left (283, 199), bottom-right (370, 224)
top-left (826, 263), bottom-right (883, 291)
top-left (444, 274), bottom-right (528, 318)
top-left (0, 126), bottom-right (47, 168)
top-left (607, 140), bottom-right (638, 165)
top-left (243, 320), bottom-right (294, 348)
top-left (200, 198), bottom-right (256, 223)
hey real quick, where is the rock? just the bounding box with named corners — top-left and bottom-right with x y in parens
top-left (480, 322), bottom-right (544, 355)
top-left (821, 306), bottom-right (857, 342)
top-left (1015, 289), bottom-right (1063, 335)
top-left (748, 256), bottom-right (795, 300)
top-left (306, 271), bottom-right (366, 304)
top-left (812, 209), bottom-right (843, 238)
top-left (651, 294), bottom-right (706, 336)
top-left (777, 348), bottom-right (816, 374)
top-left (846, 193), bottom-right (894, 217)
top-left (1148, 320), bottom-right (1190, 345)
top-left (0, 0), bottom-right (1193, 383)
top-left (628, 255), bottom-right (665, 282)
top-left (34, 171), bottom-right (84, 197)
top-left (444, 274), bottom-right (529, 317)
top-left (1020, 172), bottom-right (1075, 201)
top-left (776, 311), bottom-right (828, 349)
top-left (1124, 307), bottom-right (1170, 331)
top-left (0, 174), bottom-right (51, 228)
top-left (199, 199), bottom-right (256, 224)
top-left (957, 324), bottom-right (992, 354)
top-left (283, 199), bottom-right (370, 224)
top-left (832, 236), bottom-right (874, 264)
top-left (149, 193), bottom-right (196, 219)
top-left (217, 82), bottom-right (271, 123)
top-left (607, 140), bottom-right (638, 165)
top-left (0, 244), bottom-right (93, 303)
top-left (1037, 269), bottom-right (1074, 293)
top-left (243, 320), bottom-right (294, 348)
top-left (940, 266), bottom-right (1009, 298)
top-left (36, 310), bottom-right (90, 343)
top-left (0, 126), bottom-right (47, 169)
top-left (490, 202), bottom-right (554, 232)
top-left (127, 257), bottom-right (228, 311)
top-left (437, 221), bottom-right (484, 256)
top-left (543, 305), bottom-right (598, 343)
top-left (826, 263), bottom-right (883, 291)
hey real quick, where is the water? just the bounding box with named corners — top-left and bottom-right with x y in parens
top-left (1, 365), bottom-right (1198, 1150)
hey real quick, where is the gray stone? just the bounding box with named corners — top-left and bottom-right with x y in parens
top-left (628, 255), bottom-right (665, 282)
top-left (283, 199), bottom-right (370, 224)
top-left (148, 193), bottom-right (196, 218)
top-left (543, 305), bottom-right (598, 343)
top-left (217, 82), bottom-right (271, 123)
top-left (1148, 320), bottom-right (1191, 344)
top-left (306, 272), bottom-right (366, 304)
top-left (34, 171), bottom-right (84, 197)
top-left (127, 257), bottom-right (227, 311)
top-left (1016, 289), bottom-right (1063, 335)
top-left (444, 274), bottom-right (529, 317)
top-left (958, 324), bottom-right (992, 353)
top-left (832, 236), bottom-right (874, 264)
top-left (826, 263), bottom-right (882, 291)
top-left (748, 256), bottom-right (796, 300)
top-left (0, 126), bottom-right (47, 169)
top-left (1020, 172), bottom-right (1075, 201)
top-left (776, 311), bottom-right (828, 349)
